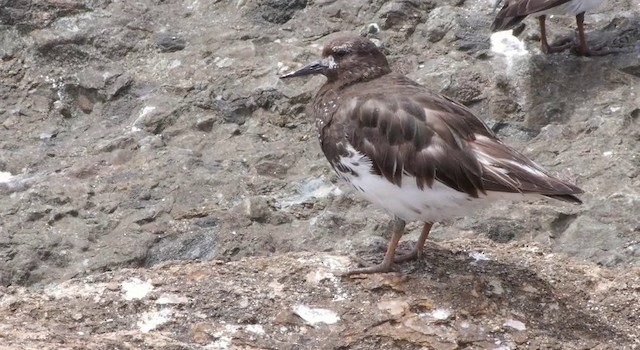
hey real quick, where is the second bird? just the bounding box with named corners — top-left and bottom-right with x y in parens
top-left (491, 0), bottom-right (613, 56)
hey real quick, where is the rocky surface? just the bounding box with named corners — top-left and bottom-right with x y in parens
top-left (0, 0), bottom-right (639, 348)
top-left (1, 245), bottom-right (639, 349)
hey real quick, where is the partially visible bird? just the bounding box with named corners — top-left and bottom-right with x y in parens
top-left (491, 0), bottom-right (615, 56)
top-left (280, 36), bottom-right (583, 275)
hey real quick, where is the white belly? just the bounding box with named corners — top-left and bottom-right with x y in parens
top-left (334, 148), bottom-right (531, 222)
top-left (534, 0), bottom-right (603, 16)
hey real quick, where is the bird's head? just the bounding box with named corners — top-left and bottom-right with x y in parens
top-left (280, 36), bottom-right (391, 85)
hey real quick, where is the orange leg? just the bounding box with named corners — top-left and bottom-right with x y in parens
top-left (394, 222), bottom-right (433, 263)
top-left (344, 220), bottom-right (433, 276)
top-left (538, 15), bottom-right (572, 54)
top-left (574, 12), bottom-right (626, 56)
top-left (344, 218), bottom-right (405, 276)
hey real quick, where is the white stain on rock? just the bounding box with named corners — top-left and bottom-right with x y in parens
top-left (469, 251), bottom-right (490, 261)
top-left (431, 308), bottom-right (452, 320)
top-left (156, 293), bottom-right (189, 305)
top-left (293, 305), bottom-right (340, 326)
top-left (0, 172), bottom-right (14, 184)
top-left (504, 319), bottom-right (527, 331)
top-left (121, 278), bottom-right (154, 301)
top-left (279, 178), bottom-right (342, 208)
top-left (138, 308), bottom-right (172, 333)
top-left (490, 31), bottom-right (529, 72)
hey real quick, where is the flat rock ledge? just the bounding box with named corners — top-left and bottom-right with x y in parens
top-left (1, 238), bottom-right (638, 350)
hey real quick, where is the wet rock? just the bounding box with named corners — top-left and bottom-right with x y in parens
top-left (245, 196), bottom-right (271, 223)
top-left (155, 32), bottom-right (186, 52)
top-left (145, 232), bottom-right (218, 266)
top-left (440, 69), bottom-right (488, 105)
top-left (552, 216), bottom-right (624, 266)
top-left (0, 28), bottom-right (26, 59)
top-left (242, 0), bottom-right (308, 24)
top-left (194, 115), bottom-right (217, 132)
top-left (421, 6), bottom-right (457, 43)
top-left (132, 102), bottom-right (179, 134)
top-left (377, 0), bottom-right (435, 32)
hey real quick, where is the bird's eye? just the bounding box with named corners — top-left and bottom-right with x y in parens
top-left (333, 50), bottom-right (347, 58)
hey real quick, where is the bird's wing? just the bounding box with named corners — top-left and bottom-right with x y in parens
top-left (331, 74), bottom-right (582, 202)
top-left (496, 0), bottom-right (574, 17)
top-left (491, 0), bottom-right (573, 31)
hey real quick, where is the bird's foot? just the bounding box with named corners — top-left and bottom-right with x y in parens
top-left (343, 247), bottom-right (424, 276)
top-left (551, 34), bottom-right (633, 56)
top-left (541, 40), bottom-right (573, 54)
top-left (393, 247), bottom-right (423, 264)
top-left (347, 253), bottom-right (375, 268)
top-left (573, 45), bottom-right (633, 57)
top-left (341, 259), bottom-right (397, 276)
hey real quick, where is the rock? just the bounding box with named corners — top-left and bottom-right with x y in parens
top-left (242, 0), bottom-right (308, 24)
top-left (194, 115), bottom-right (217, 132)
top-left (421, 6), bottom-right (457, 43)
top-left (0, 6), bottom-right (637, 350)
top-left (0, 249), bottom-right (638, 348)
top-left (245, 196), bottom-right (271, 223)
top-left (377, 0), bottom-right (435, 31)
top-left (155, 32), bottom-right (186, 52)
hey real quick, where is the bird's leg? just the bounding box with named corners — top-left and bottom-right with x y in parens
top-left (538, 15), bottom-right (572, 54)
top-left (343, 218), bottom-right (405, 276)
top-left (394, 222), bottom-right (433, 263)
top-left (575, 12), bottom-right (590, 55)
top-left (573, 12), bottom-right (627, 56)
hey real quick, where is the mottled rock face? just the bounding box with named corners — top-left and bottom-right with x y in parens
top-left (1, 251), bottom-right (640, 348)
top-left (0, 0), bottom-right (639, 347)
top-left (0, 0), bottom-right (639, 339)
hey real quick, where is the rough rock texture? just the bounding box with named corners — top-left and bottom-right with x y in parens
top-left (1, 246), bottom-right (639, 349)
top-left (0, 0), bottom-right (639, 348)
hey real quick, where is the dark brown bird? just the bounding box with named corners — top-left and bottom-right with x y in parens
top-left (280, 36), bottom-right (583, 275)
top-left (491, 0), bottom-right (614, 56)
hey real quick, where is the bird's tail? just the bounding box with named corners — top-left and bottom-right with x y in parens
top-left (490, 0), bottom-right (527, 32)
top-left (491, 15), bottom-right (527, 32)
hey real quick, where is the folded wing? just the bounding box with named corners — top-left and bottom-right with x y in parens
top-left (491, 0), bottom-right (573, 31)
top-left (337, 74), bottom-right (583, 203)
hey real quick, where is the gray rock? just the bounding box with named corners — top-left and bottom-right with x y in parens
top-left (245, 196), bottom-right (271, 223)
top-left (155, 32), bottom-right (186, 52)
top-left (242, 0), bottom-right (308, 24)
top-left (0, 0), bottom-right (637, 295)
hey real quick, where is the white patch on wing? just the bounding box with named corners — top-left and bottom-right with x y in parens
top-left (334, 144), bottom-right (529, 222)
top-left (472, 134), bottom-right (549, 182)
top-left (503, 159), bottom-right (548, 178)
top-left (420, 143), bottom-right (445, 158)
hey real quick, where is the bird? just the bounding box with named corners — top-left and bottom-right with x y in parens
top-left (491, 0), bottom-right (615, 56)
top-left (280, 36), bottom-right (583, 275)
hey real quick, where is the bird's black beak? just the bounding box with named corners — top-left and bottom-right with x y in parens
top-left (280, 58), bottom-right (331, 79)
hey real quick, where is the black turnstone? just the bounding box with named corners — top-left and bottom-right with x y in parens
top-left (491, 0), bottom-right (615, 56)
top-left (280, 36), bottom-right (583, 275)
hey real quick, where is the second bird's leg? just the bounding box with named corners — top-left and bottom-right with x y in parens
top-left (573, 12), bottom-right (626, 56)
top-left (343, 218), bottom-right (406, 276)
top-left (538, 15), bottom-right (572, 54)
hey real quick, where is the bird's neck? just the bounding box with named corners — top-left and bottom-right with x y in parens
top-left (326, 66), bottom-right (392, 90)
